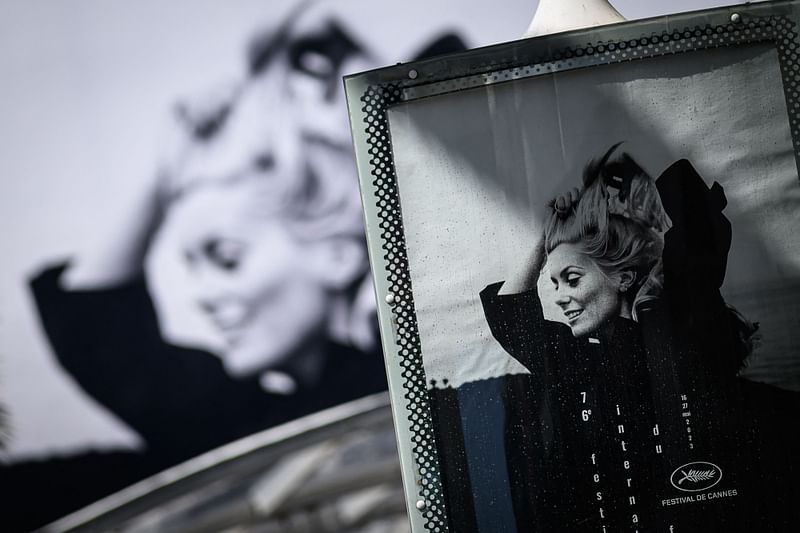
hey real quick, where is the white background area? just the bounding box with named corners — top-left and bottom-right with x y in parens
top-left (0, 0), bottom-right (536, 461)
top-left (0, 0), bottom-right (761, 459)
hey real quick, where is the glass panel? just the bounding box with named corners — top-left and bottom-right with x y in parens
top-left (347, 4), bottom-right (800, 530)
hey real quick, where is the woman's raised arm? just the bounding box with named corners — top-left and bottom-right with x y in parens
top-left (498, 231), bottom-right (545, 295)
top-left (498, 187), bottom-right (580, 295)
top-left (61, 86), bottom-right (234, 290)
top-left (61, 168), bottom-right (168, 290)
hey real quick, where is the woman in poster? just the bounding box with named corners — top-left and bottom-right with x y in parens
top-left (474, 144), bottom-right (799, 531)
top-left (2, 4), bottom-right (468, 529)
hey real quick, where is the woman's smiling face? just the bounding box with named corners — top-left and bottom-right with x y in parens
top-left (167, 186), bottom-right (330, 379)
top-left (545, 243), bottom-right (624, 338)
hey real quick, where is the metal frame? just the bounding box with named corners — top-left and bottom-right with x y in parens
top-left (345, 2), bottom-right (800, 530)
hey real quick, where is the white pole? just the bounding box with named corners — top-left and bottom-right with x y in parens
top-left (524, 0), bottom-right (625, 38)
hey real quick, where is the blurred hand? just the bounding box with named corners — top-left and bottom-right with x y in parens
top-left (158, 80), bottom-right (243, 204)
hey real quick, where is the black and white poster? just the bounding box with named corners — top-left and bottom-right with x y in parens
top-left (351, 6), bottom-right (800, 531)
top-left (0, 0), bottom-right (775, 531)
top-left (0, 0), bottom-right (543, 530)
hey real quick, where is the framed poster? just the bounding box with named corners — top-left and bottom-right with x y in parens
top-left (346, 1), bottom-right (800, 531)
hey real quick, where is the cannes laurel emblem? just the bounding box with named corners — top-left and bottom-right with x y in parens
top-left (670, 462), bottom-right (722, 492)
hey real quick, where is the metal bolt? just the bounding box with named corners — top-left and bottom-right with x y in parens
top-left (408, 69), bottom-right (418, 80)
top-left (731, 13), bottom-right (741, 24)
top-left (415, 499), bottom-right (427, 510)
top-left (385, 293), bottom-right (396, 305)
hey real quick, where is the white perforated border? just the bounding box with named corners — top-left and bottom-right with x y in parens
top-left (404, 18), bottom-right (785, 100)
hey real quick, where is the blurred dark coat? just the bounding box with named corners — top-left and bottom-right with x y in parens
top-left (0, 265), bottom-right (386, 531)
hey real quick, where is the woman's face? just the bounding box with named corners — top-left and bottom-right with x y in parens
top-left (158, 16), bottom-right (372, 381)
top-left (167, 187), bottom-right (330, 378)
top-left (545, 243), bottom-right (624, 338)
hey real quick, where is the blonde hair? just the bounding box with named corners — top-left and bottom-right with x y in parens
top-left (545, 144), bottom-right (669, 320)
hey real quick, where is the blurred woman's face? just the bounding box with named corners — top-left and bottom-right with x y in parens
top-left (160, 15), bottom-right (373, 382)
top-left (169, 187), bottom-right (329, 378)
top-left (546, 243), bottom-right (623, 338)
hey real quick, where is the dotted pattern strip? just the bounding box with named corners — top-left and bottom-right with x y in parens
top-left (361, 15), bottom-right (798, 532)
top-left (360, 83), bottom-right (448, 532)
top-left (404, 18), bottom-right (785, 101)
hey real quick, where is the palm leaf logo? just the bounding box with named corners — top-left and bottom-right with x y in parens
top-left (677, 469), bottom-right (716, 485)
top-left (671, 462), bottom-right (722, 492)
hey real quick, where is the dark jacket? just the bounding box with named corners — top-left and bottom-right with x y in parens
top-left (429, 161), bottom-right (800, 532)
top-left (0, 264), bottom-right (386, 531)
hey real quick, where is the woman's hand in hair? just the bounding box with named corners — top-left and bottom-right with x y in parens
top-left (502, 187), bottom-right (581, 295)
top-left (552, 187), bottom-right (581, 217)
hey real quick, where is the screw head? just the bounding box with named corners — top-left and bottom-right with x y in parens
top-left (415, 499), bottom-right (427, 510)
top-left (731, 13), bottom-right (741, 23)
top-left (408, 69), bottom-right (418, 80)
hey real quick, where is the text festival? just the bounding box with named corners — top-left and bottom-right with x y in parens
top-left (661, 488), bottom-right (738, 507)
